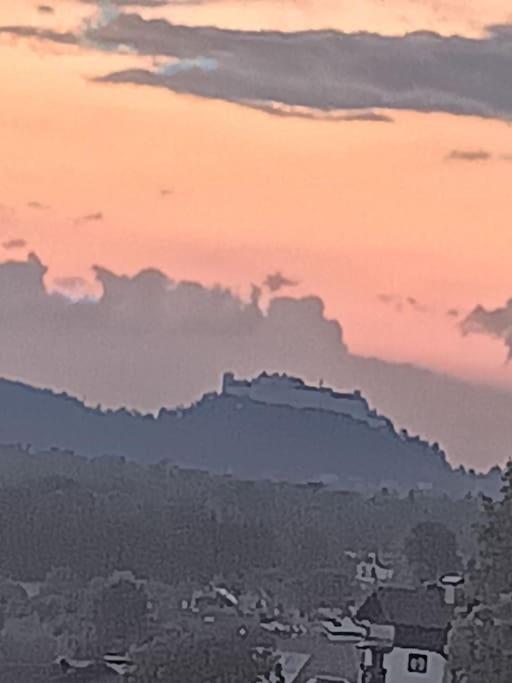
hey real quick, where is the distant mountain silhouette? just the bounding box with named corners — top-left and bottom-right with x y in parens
top-left (0, 376), bottom-right (500, 497)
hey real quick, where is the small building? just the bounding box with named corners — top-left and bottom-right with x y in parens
top-left (356, 585), bottom-right (454, 683)
top-left (221, 372), bottom-right (390, 430)
top-left (189, 584), bottom-right (240, 615)
top-left (356, 553), bottom-right (394, 585)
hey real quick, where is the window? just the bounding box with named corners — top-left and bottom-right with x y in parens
top-left (407, 653), bottom-right (428, 674)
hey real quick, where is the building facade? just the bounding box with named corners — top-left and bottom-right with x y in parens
top-left (356, 585), bottom-right (454, 683)
top-left (222, 372), bottom-right (390, 430)
top-left (356, 553), bottom-right (394, 585)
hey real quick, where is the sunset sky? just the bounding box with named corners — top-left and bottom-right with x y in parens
top-left (1, 0), bottom-right (512, 398)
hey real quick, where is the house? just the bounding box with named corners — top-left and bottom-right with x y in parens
top-left (189, 584), bottom-right (241, 616)
top-left (356, 553), bottom-right (394, 585)
top-left (355, 584), bottom-right (454, 683)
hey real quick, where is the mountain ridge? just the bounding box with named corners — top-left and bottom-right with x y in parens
top-left (0, 374), bottom-right (500, 497)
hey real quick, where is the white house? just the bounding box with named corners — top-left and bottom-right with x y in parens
top-left (356, 553), bottom-right (394, 585)
top-left (356, 585), bottom-right (455, 683)
top-left (221, 372), bottom-right (391, 430)
top-left (377, 647), bottom-right (446, 682)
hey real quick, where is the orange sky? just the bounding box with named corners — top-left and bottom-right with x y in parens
top-left (1, 0), bottom-right (512, 391)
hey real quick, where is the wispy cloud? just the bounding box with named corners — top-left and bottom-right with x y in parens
top-left (406, 296), bottom-right (430, 313)
top-left (81, 0), bottom-right (172, 6)
top-left (461, 299), bottom-right (512, 361)
top-left (263, 272), bottom-right (299, 293)
top-left (0, 25), bottom-right (78, 45)
top-left (378, 294), bottom-right (403, 313)
top-left (377, 294), bottom-right (396, 305)
top-left (378, 293), bottom-right (430, 314)
top-left (2, 238), bottom-right (27, 250)
top-left (27, 201), bottom-right (50, 210)
top-left (244, 102), bottom-right (394, 122)
top-left (37, 4), bottom-right (55, 14)
top-left (446, 149), bottom-right (492, 162)
top-left (74, 212), bottom-right (104, 225)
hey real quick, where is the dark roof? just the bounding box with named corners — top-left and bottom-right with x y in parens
top-left (393, 624), bottom-right (448, 653)
top-left (356, 586), bottom-right (452, 630)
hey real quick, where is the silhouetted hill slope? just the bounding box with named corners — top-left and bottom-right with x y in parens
top-left (0, 377), bottom-right (500, 496)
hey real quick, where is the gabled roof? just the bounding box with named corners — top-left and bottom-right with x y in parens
top-left (356, 586), bottom-right (452, 630)
top-left (392, 625), bottom-right (447, 653)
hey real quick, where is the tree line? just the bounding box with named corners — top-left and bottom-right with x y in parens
top-left (0, 447), bottom-right (480, 585)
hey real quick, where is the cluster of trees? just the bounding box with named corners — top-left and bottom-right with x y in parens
top-left (0, 565), bottom-right (278, 679)
top-left (404, 521), bottom-right (460, 583)
top-left (0, 572), bottom-right (150, 664)
top-left (129, 627), bottom-right (272, 683)
top-left (0, 445), bottom-right (491, 678)
top-left (0, 447), bottom-right (480, 588)
top-left (446, 462), bottom-right (512, 682)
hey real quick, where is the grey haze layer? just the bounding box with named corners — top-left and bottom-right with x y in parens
top-left (0, 254), bottom-right (511, 471)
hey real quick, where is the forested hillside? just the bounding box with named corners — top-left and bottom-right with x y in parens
top-left (0, 378), bottom-right (501, 496)
top-left (0, 445), bottom-right (481, 585)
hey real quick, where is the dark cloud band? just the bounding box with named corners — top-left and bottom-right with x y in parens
top-left (89, 16), bottom-right (512, 121)
top-left (4, 13), bottom-right (512, 120)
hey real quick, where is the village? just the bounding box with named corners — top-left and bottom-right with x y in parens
top-left (27, 549), bottom-right (469, 683)
top-left (0, 438), bottom-right (497, 683)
